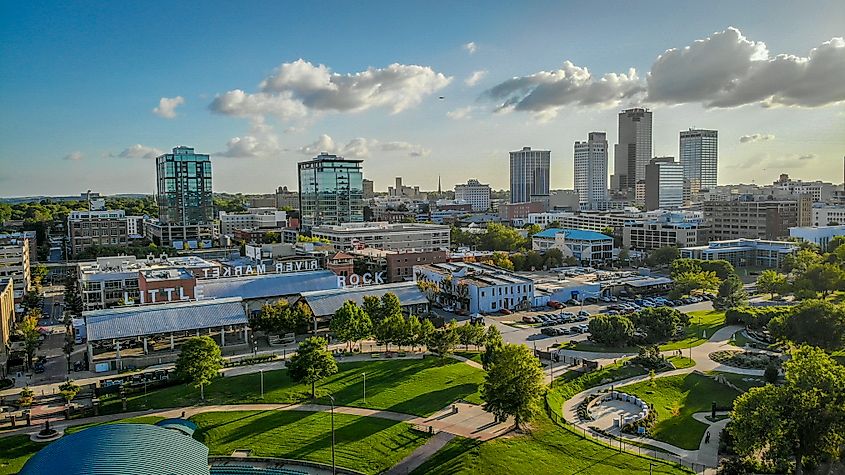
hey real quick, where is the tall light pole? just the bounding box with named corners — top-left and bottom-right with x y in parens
top-left (260, 369), bottom-right (264, 399)
top-left (328, 394), bottom-right (336, 475)
top-left (362, 372), bottom-right (366, 405)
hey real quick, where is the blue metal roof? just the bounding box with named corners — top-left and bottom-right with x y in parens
top-left (196, 270), bottom-right (339, 301)
top-left (19, 424), bottom-right (210, 475)
top-left (533, 228), bottom-right (612, 241)
top-left (300, 282), bottom-right (428, 317)
top-left (84, 297), bottom-right (247, 341)
top-left (156, 418), bottom-right (198, 436)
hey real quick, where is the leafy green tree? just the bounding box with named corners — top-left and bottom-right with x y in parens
top-left (58, 380), bottom-right (80, 403)
top-left (458, 322), bottom-right (486, 350)
top-left (731, 346), bottom-right (845, 474)
top-left (362, 295), bottom-right (383, 324)
top-left (482, 325), bottom-right (504, 370)
top-left (481, 343), bottom-right (545, 430)
top-left (374, 312), bottom-right (404, 351)
top-left (18, 387), bottom-right (34, 408)
top-left (487, 252), bottom-right (514, 270)
top-left (588, 314), bottom-right (634, 346)
top-left (63, 275), bottom-right (84, 322)
top-left (769, 300), bottom-right (845, 351)
top-left (714, 275), bottom-right (748, 310)
top-left (631, 307), bottom-right (690, 343)
top-left (330, 301), bottom-right (372, 352)
top-left (175, 336), bottom-right (223, 401)
top-left (543, 248), bottom-right (564, 268)
top-left (796, 263), bottom-right (844, 298)
top-left (427, 320), bottom-right (459, 357)
top-left (827, 235), bottom-right (845, 254)
top-left (670, 270), bottom-right (720, 299)
top-left (287, 336), bottom-right (338, 398)
top-left (380, 292), bottom-right (402, 320)
top-left (670, 257), bottom-right (701, 276)
top-left (31, 264), bottom-right (48, 287)
top-left (781, 249), bottom-right (823, 274)
top-left (404, 315), bottom-right (423, 351)
top-left (417, 318), bottom-right (436, 351)
top-left (757, 270), bottom-right (788, 299)
top-left (646, 246), bottom-right (679, 268)
top-left (698, 260), bottom-right (737, 280)
top-left (21, 290), bottom-right (42, 315)
top-left (478, 223), bottom-right (528, 251)
top-left (764, 361), bottom-right (779, 384)
top-left (19, 311), bottom-right (42, 370)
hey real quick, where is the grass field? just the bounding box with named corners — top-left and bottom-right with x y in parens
top-left (658, 310), bottom-right (726, 351)
top-left (546, 360), bottom-right (649, 414)
top-left (729, 329), bottom-right (751, 348)
top-left (666, 356), bottom-right (696, 369)
top-left (193, 410), bottom-right (427, 475)
top-left (454, 351), bottom-right (483, 364)
top-left (0, 415), bottom-right (163, 475)
top-left (101, 357), bottom-right (484, 417)
top-left (707, 371), bottom-right (767, 392)
top-left (409, 414), bottom-right (690, 475)
top-left (623, 373), bottom-right (740, 450)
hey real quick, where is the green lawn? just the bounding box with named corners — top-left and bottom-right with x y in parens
top-left (623, 373), bottom-right (740, 450)
top-left (410, 414), bottom-right (690, 475)
top-left (193, 410), bottom-right (428, 475)
top-left (546, 360), bottom-right (649, 414)
top-left (454, 351), bottom-right (483, 364)
top-left (101, 358), bottom-right (483, 417)
top-left (0, 415), bottom-right (163, 474)
top-left (666, 356), bottom-right (696, 369)
top-left (707, 371), bottom-right (767, 392)
top-left (729, 329), bottom-right (751, 348)
top-left (658, 310), bottom-right (726, 351)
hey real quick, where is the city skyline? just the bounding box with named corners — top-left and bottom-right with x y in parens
top-left (1, 1), bottom-right (844, 197)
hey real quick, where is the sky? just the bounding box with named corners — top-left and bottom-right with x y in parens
top-left (0, 0), bottom-right (844, 197)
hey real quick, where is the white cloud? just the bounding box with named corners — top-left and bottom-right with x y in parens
top-left (647, 28), bottom-right (845, 108)
top-left (152, 96), bottom-right (185, 118)
top-left (299, 135), bottom-right (429, 158)
top-left (729, 152), bottom-right (818, 170)
top-left (739, 133), bottom-right (776, 144)
top-left (463, 42), bottom-right (478, 55)
top-left (481, 27), bottom-right (845, 117)
top-left (465, 70), bottom-right (488, 87)
top-left (482, 61), bottom-right (642, 119)
top-left (63, 151), bottom-right (83, 161)
top-left (210, 59), bottom-right (451, 119)
top-left (110, 144), bottom-right (163, 159)
top-left (447, 106), bottom-right (474, 120)
top-left (219, 118), bottom-right (283, 158)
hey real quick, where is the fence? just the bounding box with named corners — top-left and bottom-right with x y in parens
top-left (543, 396), bottom-right (709, 474)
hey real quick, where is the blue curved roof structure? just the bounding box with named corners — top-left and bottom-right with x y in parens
top-left (19, 424), bottom-right (210, 475)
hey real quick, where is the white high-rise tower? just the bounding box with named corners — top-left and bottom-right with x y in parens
top-left (574, 132), bottom-right (609, 210)
top-left (679, 128), bottom-right (718, 190)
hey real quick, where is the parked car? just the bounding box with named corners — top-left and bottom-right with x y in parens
top-left (578, 324), bottom-right (590, 333)
top-left (522, 316), bottom-right (537, 324)
top-left (565, 299), bottom-right (580, 306)
top-left (584, 297), bottom-right (598, 304)
top-left (577, 310), bottom-right (590, 317)
top-left (558, 327), bottom-right (572, 335)
top-left (541, 327), bottom-right (557, 336)
top-left (547, 300), bottom-right (563, 309)
top-left (574, 315), bottom-right (588, 322)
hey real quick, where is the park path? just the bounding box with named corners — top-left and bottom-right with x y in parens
top-left (557, 323), bottom-right (765, 470)
top-left (385, 431), bottom-right (455, 475)
top-left (692, 412), bottom-right (731, 468)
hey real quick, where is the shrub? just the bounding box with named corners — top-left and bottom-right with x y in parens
top-left (725, 306), bottom-right (792, 329)
top-left (764, 361), bottom-right (779, 384)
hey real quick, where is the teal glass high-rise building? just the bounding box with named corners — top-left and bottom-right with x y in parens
top-left (298, 153), bottom-right (364, 232)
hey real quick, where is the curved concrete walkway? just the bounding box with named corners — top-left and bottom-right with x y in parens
top-left (558, 321), bottom-right (766, 470)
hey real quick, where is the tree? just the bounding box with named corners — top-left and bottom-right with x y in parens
top-left (646, 246), bottom-right (679, 268)
top-left (287, 336), bottom-right (338, 398)
top-left (404, 315), bottom-right (422, 351)
top-left (482, 325), bottom-right (504, 370)
top-left (764, 361), bottom-right (779, 384)
top-left (417, 318), bottom-right (435, 351)
top-left (63, 275), bottom-right (84, 322)
top-left (731, 346), bottom-right (845, 474)
top-left (251, 300), bottom-right (313, 337)
top-left (796, 263), bottom-right (844, 298)
top-left (827, 235), bottom-right (845, 254)
top-left (670, 270), bottom-right (720, 299)
top-left (478, 223), bottom-right (528, 251)
top-left (630, 307), bottom-right (689, 343)
top-left (31, 264), bottom-right (48, 287)
top-left (481, 343), bottom-right (545, 430)
top-left (543, 248), bottom-right (564, 268)
top-left (458, 322), bottom-right (486, 350)
top-left (427, 321), bottom-right (459, 357)
top-left (174, 336), bottom-right (222, 401)
top-left (781, 249), bottom-right (823, 274)
top-left (757, 270), bottom-right (788, 299)
top-left (588, 314), bottom-right (634, 347)
top-left (21, 290), bottom-right (42, 315)
top-left (769, 300), bottom-right (845, 351)
top-left (58, 380), bottom-right (80, 403)
top-left (362, 295), bottom-right (383, 324)
top-left (19, 311), bottom-right (41, 370)
top-left (618, 247), bottom-right (630, 264)
top-left (488, 252), bottom-right (514, 270)
top-left (670, 257), bottom-right (701, 276)
top-left (714, 275), bottom-right (748, 310)
top-left (18, 387), bottom-right (34, 408)
top-left (330, 301), bottom-right (372, 352)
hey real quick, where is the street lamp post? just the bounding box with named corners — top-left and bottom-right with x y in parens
top-left (362, 372), bottom-right (366, 405)
top-left (328, 394), bottom-right (336, 475)
top-left (260, 369), bottom-right (264, 399)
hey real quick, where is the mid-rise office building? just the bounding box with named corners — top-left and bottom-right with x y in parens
top-left (509, 147), bottom-right (550, 204)
top-left (362, 179), bottom-right (375, 199)
top-left (704, 195), bottom-right (812, 241)
top-left (574, 132), bottom-right (609, 210)
top-left (0, 235), bottom-right (30, 310)
top-left (298, 153), bottom-right (364, 232)
top-left (455, 179), bottom-right (491, 212)
top-left (274, 186), bottom-right (300, 209)
top-left (612, 108), bottom-right (652, 193)
top-left (147, 146), bottom-right (215, 248)
top-left (812, 204), bottom-right (845, 227)
top-left (219, 208), bottom-right (287, 237)
top-left (388, 177), bottom-right (426, 200)
top-left (645, 157), bottom-right (684, 211)
top-left (126, 215), bottom-right (145, 238)
top-left (623, 216), bottom-right (708, 251)
top-left (531, 228), bottom-right (614, 266)
top-left (681, 239), bottom-right (798, 269)
top-left (311, 222), bottom-right (450, 252)
top-left (680, 129), bottom-right (718, 190)
top-left (67, 210), bottom-right (130, 257)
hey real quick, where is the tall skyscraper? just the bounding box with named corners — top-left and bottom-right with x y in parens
top-left (147, 146), bottom-right (215, 248)
top-left (679, 128), bottom-right (718, 190)
top-left (574, 132), bottom-right (609, 210)
top-left (645, 157), bottom-right (684, 211)
top-left (298, 152), bottom-right (364, 232)
top-left (509, 147), bottom-right (550, 204)
top-left (612, 108), bottom-right (652, 193)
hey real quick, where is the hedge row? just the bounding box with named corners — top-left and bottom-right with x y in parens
top-left (725, 306), bottom-right (793, 329)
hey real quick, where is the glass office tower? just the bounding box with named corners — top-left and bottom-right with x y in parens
top-left (298, 153), bottom-right (364, 232)
top-left (156, 146), bottom-right (213, 225)
top-left (509, 147), bottom-right (550, 204)
top-left (680, 128), bottom-right (718, 190)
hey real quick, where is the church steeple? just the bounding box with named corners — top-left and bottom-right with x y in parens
top-left (438, 175), bottom-right (441, 194)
